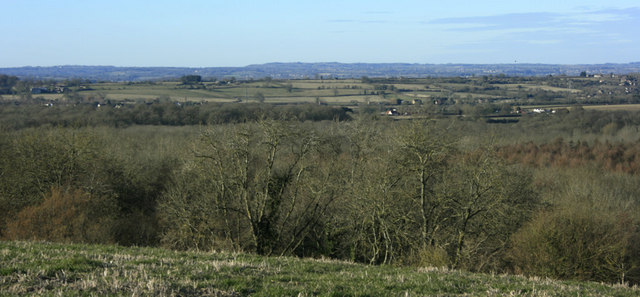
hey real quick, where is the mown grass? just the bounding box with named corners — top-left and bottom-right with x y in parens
top-left (1, 241), bottom-right (638, 296)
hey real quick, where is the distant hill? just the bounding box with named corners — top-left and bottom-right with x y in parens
top-left (1, 62), bottom-right (640, 81)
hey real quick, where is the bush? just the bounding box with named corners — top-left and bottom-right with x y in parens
top-left (157, 170), bottom-right (235, 251)
top-left (405, 246), bottom-right (450, 268)
top-left (4, 187), bottom-right (118, 244)
top-left (509, 205), bottom-right (640, 284)
top-left (509, 169), bottom-right (640, 285)
top-left (0, 128), bottom-right (109, 237)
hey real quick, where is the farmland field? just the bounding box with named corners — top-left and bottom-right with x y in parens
top-left (4, 74), bottom-right (636, 114)
top-left (501, 84), bottom-right (581, 93)
top-left (583, 104), bottom-right (640, 111)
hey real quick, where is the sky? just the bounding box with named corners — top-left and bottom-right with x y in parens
top-left (1, 0), bottom-right (639, 67)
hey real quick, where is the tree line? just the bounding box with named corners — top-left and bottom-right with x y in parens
top-left (0, 101), bottom-right (352, 129)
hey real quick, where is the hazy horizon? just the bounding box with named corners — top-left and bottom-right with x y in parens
top-left (2, 0), bottom-right (639, 68)
top-left (3, 61), bottom-right (640, 69)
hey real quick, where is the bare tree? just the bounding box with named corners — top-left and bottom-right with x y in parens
top-left (442, 145), bottom-right (538, 270)
top-left (163, 120), bottom-right (336, 255)
top-left (395, 120), bottom-right (454, 250)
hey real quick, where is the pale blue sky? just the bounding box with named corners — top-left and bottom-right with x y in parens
top-left (1, 0), bottom-right (638, 67)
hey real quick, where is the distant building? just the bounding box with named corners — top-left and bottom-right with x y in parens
top-left (383, 108), bottom-right (399, 116)
top-left (31, 87), bottom-right (49, 94)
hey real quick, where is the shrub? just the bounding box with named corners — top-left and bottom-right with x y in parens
top-left (406, 246), bottom-right (450, 268)
top-left (4, 187), bottom-right (117, 244)
top-left (509, 206), bottom-right (640, 284)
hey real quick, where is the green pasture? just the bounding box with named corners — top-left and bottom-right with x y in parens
top-left (501, 84), bottom-right (582, 93)
top-left (61, 81), bottom-right (391, 104)
top-left (515, 104), bottom-right (640, 112)
top-left (1, 94), bottom-right (64, 101)
top-left (583, 104), bottom-right (640, 111)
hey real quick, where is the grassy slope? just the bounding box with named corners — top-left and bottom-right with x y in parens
top-left (1, 241), bottom-right (637, 296)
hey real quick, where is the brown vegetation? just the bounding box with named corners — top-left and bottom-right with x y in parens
top-left (499, 138), bottom-right (640, 174)
top-left (4, 187), bottom-right (117, 243)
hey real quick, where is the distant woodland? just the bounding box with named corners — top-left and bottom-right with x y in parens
top-left (2, 73), bottom-right (640, 286)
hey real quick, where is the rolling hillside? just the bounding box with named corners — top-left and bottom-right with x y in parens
top-left (1, 241), bottom-right (637, 296)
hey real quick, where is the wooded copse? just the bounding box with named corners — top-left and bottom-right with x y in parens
top-left (1, 119), bottom-right (535, 267)
top-left (2, 73), bottom-right (640, 286)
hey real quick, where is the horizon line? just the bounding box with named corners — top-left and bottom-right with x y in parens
top-left (2, 61), bottom-right (640, 69)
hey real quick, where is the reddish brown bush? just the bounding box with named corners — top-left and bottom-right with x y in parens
top-left (4, 187), bottom-right (117, 243)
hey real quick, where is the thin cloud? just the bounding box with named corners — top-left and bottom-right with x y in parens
top-left (429, 12), bottom-right (556, 31)
top-left (427, 7), bottom-right (640, 32)
top-left (526, 39), bottom-right (562, 45)
top-left (559, 9), bottom-right (636, 26)
top-left (416, 6), bottom-right (639, 64)
top-left (327, 19), bottom-right (389, 24)
top-left (328, 19), bottom-right (357, 23)
top-left (365, 11), bottom-right (393, 15)
top-left (422, 6), bottom-right (640, 54)
top-left (362, 20), bottom-right (389, 24)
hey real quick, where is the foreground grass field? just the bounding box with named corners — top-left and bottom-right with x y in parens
top-left (1, 241), bottom-right (637, 296)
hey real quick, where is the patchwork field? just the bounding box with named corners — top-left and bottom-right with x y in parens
top-left (7, 74), bottom-right (636, 113)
